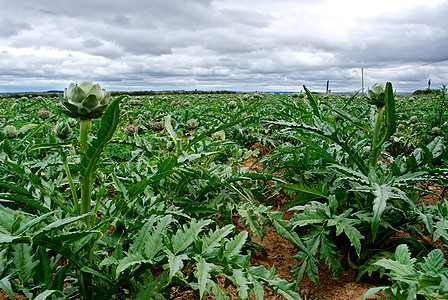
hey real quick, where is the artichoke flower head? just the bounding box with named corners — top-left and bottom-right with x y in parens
top-left (54, 121), bottom-right (72, 140)
top-left (366, 83), bottom-right (386, 107)
top-left (59, 81), bottom-right (110, 119)
top-left (3, 125), bottom-right (18, 139)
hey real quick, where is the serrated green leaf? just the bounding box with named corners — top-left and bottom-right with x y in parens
top-left (374, 258), bottom-right (416, 278)
top-left (13, 243), bottom-right (39, 285)
top-left (319, 233), bottom-right (342, 275)
top-left (0, 181), bottom-right (30, 195)
top-left (195, 257), bottom-right (213, 299)
top-left (1, 160), bottom-right (72, 213)
top-left (166, 250), bottom-right (188, 281)
top-left (130, 218), bottom-right (156, 253)
top-left (202, 224), bottom-right (234, 256)
top-left (172, 219), bottom-right (212, 254)
top-left (14, 210), bottom-right (58, 236)
top-left (419, 249), bottom-right (446, 274)
top-left (27, 142), bottom-right (72, 153)
top-left (394, 244), bottom-right (415, 266)
top-left (271, 218), bottom-right (311, 256)
top-left (371, 182), bottom-right (391, 241)
top-left (2, 193), bottom-right (50, 213)
top-left (329, 215), bottom-right (363, 256)
top-left (426, 136), bottom-right (444, 159)
top-left (0, 277), bottom-right (14, 300)
top-left (225, 231), bottom-right (248, 259)
top-left (233, 269), bottom-right (248, 299)
top-left (116, 253), bottom-right (146, 278)
top-left (129, 170), bottom-right (176, 199)
top-left (290, 206), bottom-right (327, 228)
top-left (237, 203), bottom-right (266, 240)
top-left (100, 257), bottom-right (118, 268)
top-left (378, 82), bottom-right (396, 147)
top-left (251, 275), bottom-right (264, 300)
top-left (51, 264), bottom-right (68, 291)
top-left (208, 279), bottom-right (230, 300)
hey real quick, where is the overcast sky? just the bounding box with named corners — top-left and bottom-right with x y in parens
top-left (1, 0), bottom-right (447, 93)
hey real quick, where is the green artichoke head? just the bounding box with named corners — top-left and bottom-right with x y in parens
top-left (187, 118), bottom-right (199, 129)
top-left (59, 81), bottom-right (110, 119)
top-left (212, 130), bottom-right (226, 141)
top-left (3, 125), bottom-right (18, 139)
top-left (66, 117), bottom-right (78, 128)
top-left (53, 121), bottom-right (72, 140)
top-left (367, 83), bottom-right (386, 107)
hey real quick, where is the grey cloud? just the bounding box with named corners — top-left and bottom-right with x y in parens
top-left (0, 0), bottom-right (447, 93)
top-left (0, 18), bottom-right (31, 37)
top-left (83, 39), bottom-right (104, 48)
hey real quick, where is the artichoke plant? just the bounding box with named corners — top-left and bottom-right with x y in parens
top-left (367, 83), bottom-right (386, 107)
top-left (38, 109), bottom-right (51, 119)
top-left (212, 130), bottom-right (226, 141)
top-left (228, 100), bottom-right (238, 109)
top-left (124, 125), bottom-right (138, 136)
top-left (53, 121), bottom-right (72, 140)
top-left (66, 117), bottom-right (78, 128)
top-left (59, 81), bottom-right (110, 120)
top-left (366, 83), bottom-right (396, 168)
top-left (3, 125), bottom-right (18, 139)
top-left (187, 118), bottom-right (199, 129)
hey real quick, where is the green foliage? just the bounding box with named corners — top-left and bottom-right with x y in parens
top-left (363, 244), bottom-right (448, 299)
top-left (0, 87), bottom-right (446, 299)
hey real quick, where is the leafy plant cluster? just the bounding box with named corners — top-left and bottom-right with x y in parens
top-left (0, 83), bottom-right (447, 299)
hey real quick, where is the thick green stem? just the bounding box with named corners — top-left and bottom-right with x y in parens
top-left (370, 105), bottom-right (384, 168)
top-left (79, 119), bottom-right (93, 227)
top-left (80, 119), bottom-right (91, 160)
top-left (61, 151), bottom-right (80, 214)
top-left (80, 173), bottom-right (93, 227)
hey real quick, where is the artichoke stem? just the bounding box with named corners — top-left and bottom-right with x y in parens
top-left (79, 119), bottom-right (91, 160)
top-left (80, 172), bottom-right (93, 227)
top-left (79, 119), bottom-right (93, 227)
top-left (61, 151), bottom-right (79, 214)
top-left (370, 105), bottom-right (384, 168)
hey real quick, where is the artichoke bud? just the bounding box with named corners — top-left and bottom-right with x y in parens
top-left (3, 125), bottom-right (18, 139)
top-left (187, 118), bottom-right (199, 129)
top-left (212, 130), bottom-right (226, 141)
top-left (124, 125), bottom-right (138, 136)
top-left (362, 145), bottom-right (371, 155)
top-left (53, 121), bottom-right (72, 140)
top-left (367, 83), bottom-right (386, 107)
top-left (66, 117), bottom-right (78, 128)
top-left (96, 170), bottom-right (105, 183)
top-left (228, 100), bottom-right (238, 109)
top-left (38, 109), bottom-right (51, 119)
top-left (59, 81), bottom-right (110, 119)
top-left (409, 116), bottom-right (419, 124)
top-left (127, 99), bottom-right (141, 105)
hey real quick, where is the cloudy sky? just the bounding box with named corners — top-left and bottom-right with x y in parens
top-left (1, 0), bottom-right (447, 93)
